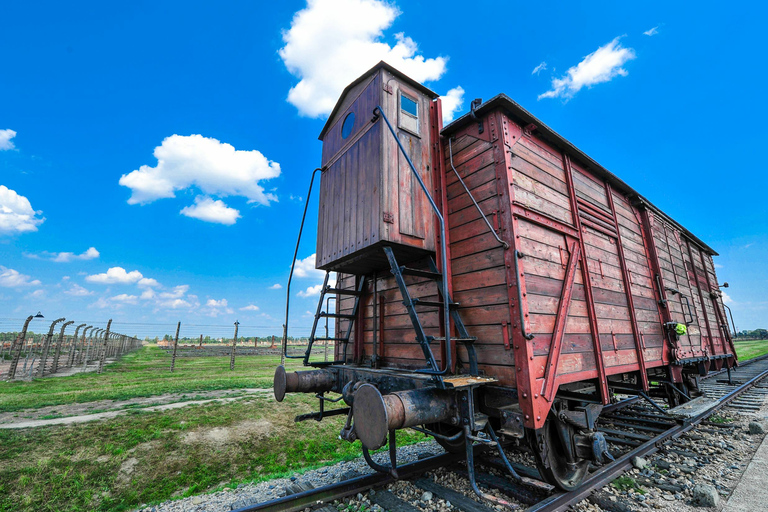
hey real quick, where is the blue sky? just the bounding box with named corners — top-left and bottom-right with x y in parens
top-left (1, 0), bottom-right (766, 338)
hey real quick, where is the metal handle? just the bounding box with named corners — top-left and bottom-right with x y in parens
top-left (680, 295), bottom-right (695, 325)
top-left (514, 250), bottom-right (535, 340)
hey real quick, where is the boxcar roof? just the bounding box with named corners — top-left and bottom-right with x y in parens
top-left (441, 94), bottom-right (717, 255)
top-left (318, 61), bottom-right (439, 140)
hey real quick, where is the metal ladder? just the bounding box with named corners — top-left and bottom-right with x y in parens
top-left (304, 272), bottom-right (366, 367)
top-left (383, 246), bottom-right (479, 381)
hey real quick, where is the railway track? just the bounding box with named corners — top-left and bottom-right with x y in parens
top-left (237, 356), bottom-right (768, 512)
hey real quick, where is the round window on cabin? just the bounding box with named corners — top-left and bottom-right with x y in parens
top-left (341, 112), bottom-right (355, 139)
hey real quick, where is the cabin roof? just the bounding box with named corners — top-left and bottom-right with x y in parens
top-left (318, 61), bottom-right (439, 140)
top-left (441, 94), bottom-right (717, 255)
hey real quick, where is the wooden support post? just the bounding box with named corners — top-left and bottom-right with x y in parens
top-left (97, 319), bottom-right (112, 374)
top-left (170, 322), bottom-right (180, 372)
top-left (230, 321), bottom-right (239, 371)
top-left (199, 334), bottom-right (203, 348)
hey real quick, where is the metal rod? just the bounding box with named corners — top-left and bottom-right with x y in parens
top-left (448, 137), bottom-right (508, 249)
top-left (374, 105), bottom-right (451, 375)
top-left (282, 167), bottom-right (324, 365)
top-left (514, 251), bottom-right (535, 340)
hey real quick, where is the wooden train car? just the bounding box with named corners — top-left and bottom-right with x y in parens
top-left (274, 62), bottom-right (736, 494)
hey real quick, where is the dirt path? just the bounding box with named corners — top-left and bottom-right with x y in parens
top-left (0, 388), bottom-right (272, 428)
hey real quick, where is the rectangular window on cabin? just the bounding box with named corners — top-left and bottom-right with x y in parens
top-left (398, 92), bottom-right (419, 134)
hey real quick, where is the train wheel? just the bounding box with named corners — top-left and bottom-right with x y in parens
top-left (425, 423), bottom-right (466, 454)
top-left (528, 417), bottom-right (589, 491)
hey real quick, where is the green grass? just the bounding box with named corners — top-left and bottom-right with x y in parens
top-left (734, 339), bottom-right (768, 361)
top-left (0, 393), bottom-right (424, 512)
top-left (611, 475), bottom-right (644, 494)
top-left (0, 345), bottom-right (302, 412)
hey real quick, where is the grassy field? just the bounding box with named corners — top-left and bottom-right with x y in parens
top-left (0, 345), bottom-right (302, 412)
top-left (0, 346), bottom-right (421, 511)
top-left (734, 339), bottom-right (768, 361)
top-left (0, 393), bottom-right (421, 511)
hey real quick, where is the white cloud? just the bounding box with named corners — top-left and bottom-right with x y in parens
top-left (180, 196), bottom-right (241, 225)
top-left (137, 277), bottom-right (160, 288)
top-left (722, 291), bottom-right (733, 305)
top-left (140, 288), bottom-right (156, 300)
top-left (27, 289), bottom-right (45, 299)
top-left (441, 86), bottom-right (464, 123)
top-left (293, 253), bottom-right (324, 279)
top-left (119, 134), bottom-right (280, 206)
top-left (0, 267), bottom-right (41, 288)
top-left (532, 61), bottom-right (547, 75)
top-left (280, 0), bottom-right (451, 118)
top-left (539, 37), bottom-right (636, 100)
top-left (240, 304), bottom-right (260, 311)
top-left (644, 26), bottom-right (659, 36)
top-left (269, 283), bottom-right (283, 290)
top-left (65, 284), bottom-right (93, 297)
top-left (158, 285), bottom-right (190, 300)
top-left (297, 283), bottom-right (324, 298)
top-left (714, 263), bottom-right (724, 269)
top-left (0, 185), bottom-right (45, 235)
top-left (55, 247), bottom-right (99, 262)
top-left (0, 129), bottom-right (17, 151)
top-left (201, 298), bottom-right (234, 317)
top-left (111, 293), bottom-right (139, 304)
top-left (35, 247), bottom-right (100, 263)
top-left (297, 272), bottom-right (336, 298)
top-left (86, 267), bottom-right (144, 285)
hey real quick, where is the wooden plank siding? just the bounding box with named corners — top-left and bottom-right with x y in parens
top-left (328, 98), bottom-right (732, 426)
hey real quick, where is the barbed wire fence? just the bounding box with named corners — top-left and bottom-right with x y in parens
top-left (0, 316), bottom-right (141, 381)
top-left (0, 315), bottom-right (334, 379)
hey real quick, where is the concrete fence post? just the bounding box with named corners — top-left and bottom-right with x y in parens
top-left (79, 326), bottom-right (93, 366)
top-left (97, 319), bottom-right (112, 374)
top-left (66, 324), bottom-right (87, 368)
top-left (230, 320), bottom-right (239, 371)
top-left (7, 316), bottom-right (33, 380)
top-left (170, 322), bottom-right (181, 372)
top-left (51, 320), bottom-right (75, 374)
top-left (38, 318), bottom-right (65, 378)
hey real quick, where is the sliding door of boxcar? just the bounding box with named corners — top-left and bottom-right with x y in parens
top-left (650, 218), bottom-right (707, 360)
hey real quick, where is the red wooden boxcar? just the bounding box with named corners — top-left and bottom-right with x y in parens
top-left (275, 62), bottom-right (736, 492)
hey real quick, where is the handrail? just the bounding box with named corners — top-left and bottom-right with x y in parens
top-left (282, 167), bottom-right (324, 365)
top-left (722, 302), bottom-right (737, 338)
top-left (448, 137), bottom-right (509, 249)
top-left (373, 106), bottom-right (451, 375)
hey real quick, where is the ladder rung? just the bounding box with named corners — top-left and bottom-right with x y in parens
top-left (318, 312), bottom-right (356, 319)
top-left (412, 298), bottom-right (458, 309)
top-left (325, 287), bottom-right (363, 296)
top-left (429, 336), bottom-right (477, 343)
top-left (400, 267), bottom-right (442, 280)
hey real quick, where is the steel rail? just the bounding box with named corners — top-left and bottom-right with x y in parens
top-left (232, 452), bottom-right (461, 512)
top-left (525, 360), bottom-right (768, 512)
